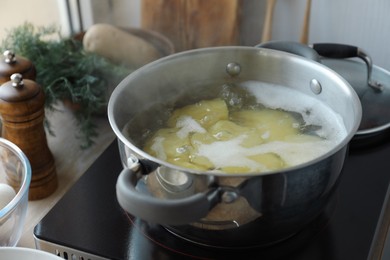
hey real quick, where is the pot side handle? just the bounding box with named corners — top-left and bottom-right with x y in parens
top-left (116, 167), bottom-right (221, 225)
top-left (256, 41), bottom-right (321, 62)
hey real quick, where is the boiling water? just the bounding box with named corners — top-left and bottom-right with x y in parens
top-left (242, 81), bottom-right (346, 142)
top-left (218, 81), bottom-right (348, 169)
top-left (126, 81), bottom-right (347, 174)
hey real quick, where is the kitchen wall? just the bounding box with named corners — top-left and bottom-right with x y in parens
top-left (78, 0), bottom-right (140, 29)
top-left (0, 0), bottom-right (62, 40)
top-left (83, 0), bottom-right (390, 71)
top-left (241, 0), bottom-right (390, 71)
top-left (0, 0), bottom-right (140, 43)
top-left (0, 0), bottom-right (389, 71)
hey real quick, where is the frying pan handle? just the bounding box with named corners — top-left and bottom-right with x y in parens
top-left (311, 43), bottom-right (359, 58)
top-left (312, 43), bottom-right (383, 91)
top-left (256, 41), bottom-right (321, 62)
top-left (116, 167), bottom-right (221, 225)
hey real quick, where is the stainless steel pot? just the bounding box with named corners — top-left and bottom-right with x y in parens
top-left (108, 44), bottom-right (362, 248)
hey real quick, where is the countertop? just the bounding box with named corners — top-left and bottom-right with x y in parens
top-left (17, 104), bottom-right (116, 248)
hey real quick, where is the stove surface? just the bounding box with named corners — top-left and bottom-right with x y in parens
top-left (34, 138), bottom-right (390, 260)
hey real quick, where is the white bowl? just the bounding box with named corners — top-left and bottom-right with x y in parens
top-left (0, 138), bottom-right (31, 246)
top-left (0, 247), bottom-right (62, 260)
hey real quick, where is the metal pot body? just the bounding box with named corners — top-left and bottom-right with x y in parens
top-left (108, 46), bottom-right (361, 247)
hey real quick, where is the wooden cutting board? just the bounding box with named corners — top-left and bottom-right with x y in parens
top-left (141, 0), bottom-right (241, 52)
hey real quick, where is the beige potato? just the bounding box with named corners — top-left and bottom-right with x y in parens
top-left (190, 132), bottom-right (216, 147)
top-left (208, 120), bottom-right (263, 147)
top-left (218, 166), bottom-right (252, 174)
top-left (165, 157), bottom-right (208, 171)
top-left (230, 109), bottom-right (301, 142)
top-left (189, 132), bottom-right (216, 169)
top-left (83, 23), bottom-right (161, 69)
top-left (144, 128), bottom-right (191, 161)
top-left (208, 120), bottom-right (251, 141)
top-left (247, 153), bottom-right (286, 171)
top-left (167, 98), bottom-right (229, 129)
top-left (219, 153), bottom-right (285, 174)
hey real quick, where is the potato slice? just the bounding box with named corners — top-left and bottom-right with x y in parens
top-left (208, 120), bottom-right (250, 140)
top-left (166, 157), bottom-right (208, 171)
top-left (247, 153), bottom-right (286, 171)
top-left (218, 153), bottom-right (285, 173)
top-left (208, 120), bottom-right (263, 147)
top-left (144, 128), bottom-right (192, 161)
top-left (190, 132), bottom-right (216, 146)
top-left (231, 109), bottom-right (300, 142)
top-left (188, 132), bottom-right (216, 169)
top-left (219, 166), bottom-right (253, 174)
top-left (167, 98), bottom-right (229, 129)
top-left (188, 154), bottom-right (214, 170)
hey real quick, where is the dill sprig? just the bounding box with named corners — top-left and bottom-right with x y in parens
top-left (1, 23), bottom-right (131, 148)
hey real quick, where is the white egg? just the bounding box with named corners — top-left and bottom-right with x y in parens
top-left (0, 183), bottom-right (16, 210)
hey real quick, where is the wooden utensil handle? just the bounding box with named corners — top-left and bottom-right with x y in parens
top-left (300, 0), bottom-right (312, 44)
top-left (262, 0), bottom-right (277, 42)
top-left (141, 0), bottom-right (240, 52)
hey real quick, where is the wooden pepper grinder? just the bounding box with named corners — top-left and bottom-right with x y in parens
top-left (0, 50), bottom-right (37, 134)
top-left (0, 73), bottom-right (57, 200)
top-left (0, 50), bottom-right (36, 84)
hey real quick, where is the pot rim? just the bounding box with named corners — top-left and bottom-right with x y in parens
top-left (108, 46), bottom-right (362, 177)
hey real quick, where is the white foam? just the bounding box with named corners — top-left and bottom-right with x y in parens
top-left (175, 116), bottom-right (206, 139)
top-left (150, 137), bottom-right (167, 160)
top-left (197, 136), bottom-right (334, 172)
top-left (196, 136), bottom-right (268, 171)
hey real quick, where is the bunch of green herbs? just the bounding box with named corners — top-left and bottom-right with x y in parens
top-left (1, 23), bottom-right (131, 148)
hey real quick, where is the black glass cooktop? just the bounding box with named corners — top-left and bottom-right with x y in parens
top-left (34, 137), bottom-right (390, 260)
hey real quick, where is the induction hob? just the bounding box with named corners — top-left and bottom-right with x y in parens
top-left (33, 138), bottom-right (390, 260)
